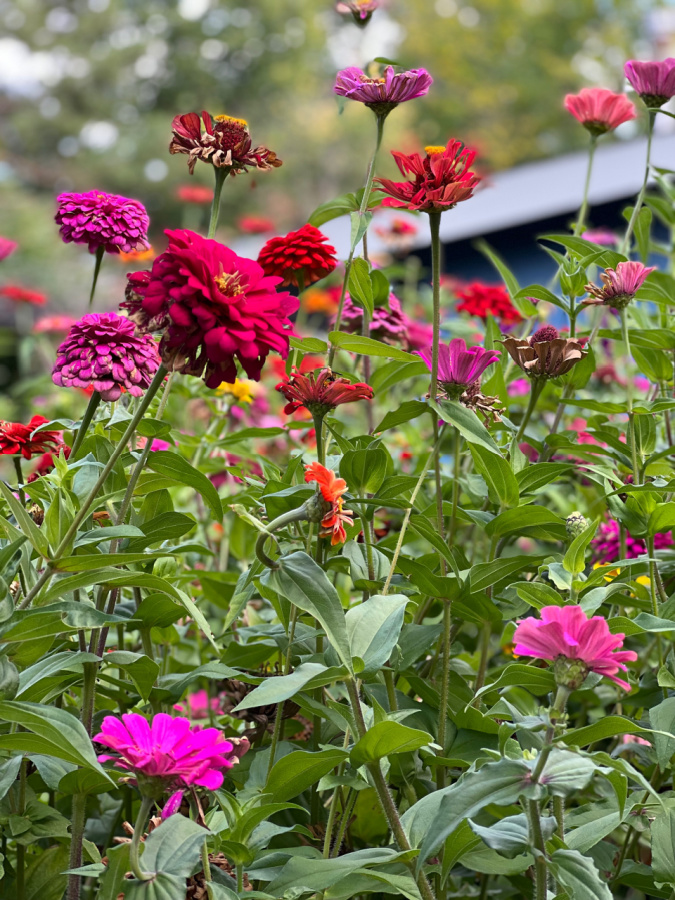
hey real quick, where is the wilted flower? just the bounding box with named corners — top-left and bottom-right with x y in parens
top-left (176, 184), bottom-right (214, 204)
top-left (55, 191), bottom-right (150, 255)
top-left (564, 88), bottom-right (636, 136)
top-left (277, 367), bottom-right (373, 416)
top-left (257, 225), bottom-right (338, 288)
top-left (336, 0), bottom-right (381, 24)
top-left (0, 284), bottom-right (47, 306)
top-left (334, 65), bottom-right (432, 116)
top-left (52, 313), bottom-right (161, 402)
top-left (513, 605), bottom-right (637, 691)
top-left (455, 282), bottom-right (522, 326)
top-left (338, 291), bottom-right (408, 344)
top-left (416, 338), bottom-right (499, 398)
top-left (500, 326), bottom-right (587, 378)
top-left (585, 260), bottom-right (655, 309)
top-left (0, 416), bottom-right (60, 460)
top-left (305, 462), bottom-right (354, 545)
top-left (624, 58), bottom-right (675, 108)
top-left (376, 140), bottom-right (479, 212)
top-left (170, 111), bottom-right (282, 176)
top-left (0, 237), bottom-right (18, 261)
top-left (123, 229), bottom-right (297, 387)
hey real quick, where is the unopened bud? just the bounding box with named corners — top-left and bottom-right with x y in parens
top-left (554, 655), bottom-right (589, 691)
top-left (304, 491), bottom-right (332, 524)
top-left (566, 511), bottom-right (589, 539)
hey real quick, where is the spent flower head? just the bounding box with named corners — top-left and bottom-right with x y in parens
top-left (170, 110), bottom-right (281, 176)
top-left (585, 260), bottom-right (655, 310)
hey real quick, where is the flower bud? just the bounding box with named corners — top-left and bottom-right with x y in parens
top-left (304, 491), bottom-right (333, 524)
top-left (559, 260), bottom-right (588, 298)
top-left (153, 557), bottom-right (179, 579)
top-left (553, 655), bottom-right (589, 691)
top-left (566, 511), bottom-right (589, 539)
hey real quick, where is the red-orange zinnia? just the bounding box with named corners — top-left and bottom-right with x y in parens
top-left (305, 462), bottom-right (354, 545)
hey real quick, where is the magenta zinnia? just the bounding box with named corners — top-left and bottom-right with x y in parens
top-left (0, 236), bottom-right (18, 261)
top-left (585, 260), bottom-right (655, 309)
top-left (417, 338), bottom-right (499, 396)
top-left (170, 111), bottom-right (281, 176)
top-left (94, 712), bottom-right (236, 797)
top-left (336, 0), bottom-right (381, 24)
top-left (55, 191), bottom-right (150, 255)
top-left (123, 228), bottom-right (297, 387)
top-left (591, 518), bottom-right (673, 565)
top-left (512, 605), bottom-right (637, 692)
top-left (624, 58), bottom-right (675, 107)
top-left (52, 313), bottom-right (161, 402)
top-left (338, 291), bottom-right (408, 345)
top-left (334, 65), bottom-right (432, 115)
top-left (277, 367), bottom-right (374, 416)
top-left (564, 88), bottom-right (636, 136)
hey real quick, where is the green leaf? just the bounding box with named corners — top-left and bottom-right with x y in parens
top-left (548, 849), bottom-right (612, 900)
top-left (24, 843), bottom-right (70, 900)
top-left (328, 331), bottom-right (419, 362)
top-left (266, 748), bottom-right (348, 801)
top-left (232, 662), bottom-right (346, 711)
top-left (485, 507), bottom-right (566, 540)
top-left (469, 813), bottom-right (555, 860)
top-left (140, 814), bottom-right (208, 878)
top-left (0, 482), bottom-right (50, 557)
top-left (308, 192), bottom-right (359, 227)
top-left (649, 697), bottom-right (675, 769)
top-left (351, 721), bottom-right (432, 767)
top-left (375, 400), bottom-right (429, 433)
top-left (350, 211), bottom-right (373, 251)
top-left (563, 519), bottom-right (598, 575)
top-left (43, 488), bottom-right (75, 555)
top-left (122, 873), bottom-right (187, 899)
top-left (345, 594), bottom-right (409, 676)
top-left (146, 451), bottom-right (222, 522)
top-left (475, 239), bottom-right (520, 298)
top-left (103, 651), bottom-right (159, 701)
top-left (561, 716), bottom-right (656, 748)
top-left (474, 663), bottom-right (555, 701)
top-left (469, 444), bottom-right (519, 508)
top-left (515, 463), bottom-right (572, 495)
top-left (652, 809), bottom-right (675, 886)
top-left (340, 447), bottom-right (388, 495)
top-left (290, 335), bottom-right (328, 354)
top-left (348, 257), bottom-right (374, 316)
top-left (266, 848), bottom-right (404, 896)
top-left (262, 552), bottom-right (353, 673)
top-left (370, 360), bottom-right (429, 394)
top-left (539, 749), bottom-right (597, 796)
top-left (470, 556), bottom-right (546, 593)
top-left (431, 399), bottom-right (501, 454)
top-left (648, 502), bottom-right (675, 537)
top-left (74, 525), bottom-right (144, 548)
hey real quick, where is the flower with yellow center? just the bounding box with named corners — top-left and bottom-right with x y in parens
top-left (216, 378), bottom-right (255, 404)
top-left (425, 146), bottom-right (447, 155)
top-left (214, 114), bottom-right (248, 127)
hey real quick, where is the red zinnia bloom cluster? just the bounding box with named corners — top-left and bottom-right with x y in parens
top-left (0, 284), bottom-right (47, 306)
top-left (239, 216), bottom-right (275, 235)
top-left (305, 462), bottom-right (354, 545)
top-left (455, 282), bottom-right (522, 326)
top-left (0, 415), bottom-right (60, 460)
top-left (258, 225), bottom-right (338, 289)
top-left (176, 185), bottom-right (214, 204)
top-left (170, 111), bottom-right (282, 176)
top-left (564, 88), bottom-right (636, 136)
top-left (376, 140), bottom-right (480, 212)
top-left (123, 229), bottom-right (298, 387)
top-left (276, 367), bottom-right (373, 416)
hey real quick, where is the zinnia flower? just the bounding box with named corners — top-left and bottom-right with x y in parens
top-left (55, 191), bottom-right (150, 255)
top-left (455, 282), bottom-right (522, 326)
top-left (239, 216), bottom-right (275, 234)
top-left (0, 284), bottom-right (47, 306)
top-left (0, 416), bottom-right (60, 460)
top-left (52, 313), bottom-right (161, 402)
top-left (337, 291), bottom-right (408, 344)
top-left (375, 140), bottom-right (479, 212)
top-left (499, 325), bottom-right (587, 379)
top-left (583, 229), bottom-right (618, 246)
top-left (374, 216), bottom-right (418, 253)
top-left (405, 318), bottom-right (434, 352)
top-left (585, 260), bottom-right (655, 309)
top-left (94, 712), bottom-right (236, 797)
top-left (591, 518), bottom-right (673, 565)
top-left (170, 111), bottom-right (281, 176)
top-left (176, 184), bottom-right (214, 204)
top-left (174, 689), bottom-right (226, 720)
top-left (624, 58), bottom-right (675, 107)
top-left (34, 315), bottom-right (78, 334)
top-left (123, 229), bottom-right (297, 387)
top-left (305, 462), bottom-right (354, 545)
top-left (564, 88), bottom-right (636, 136)
top-left (0, 237), bottom-right (18, 261)
top-left (336, 0), bottom-right (381, 24)
top-left (277, 367), bottom-right (373, 416)
top-left (512, 605), bottom-right (637, 691)
top-left (257, 224), bottom-right (337, 288)
top-left (334, 65), bottom-right (432, 116)
top-left (417, 338), bottom-right (499, 398)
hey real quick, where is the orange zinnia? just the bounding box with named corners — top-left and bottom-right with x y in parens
top-left (305, 462), bottom-right (353, 545)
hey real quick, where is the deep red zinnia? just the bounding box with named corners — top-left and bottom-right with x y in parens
top-left (455, 282), bottom-right (522, 326)
top-left (276, 367), bottom-right (373, 416)
top-left (0, 416), bottom-right (61, 460)
top-left (123, 229), bottom-right (298, 388)
top-left (0, 284), bottom-right (47, 306)
top-left (257, 225), bottom-right (338, 289)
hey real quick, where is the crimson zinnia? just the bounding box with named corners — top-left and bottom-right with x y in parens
top-left (55, 191), bottom-right (150, 255)
top-left (0, 416), bottom-right (60, 460)
top-left (376, 140), bottom-right (480, 212)
top-left (170, 111), bottom-right (281, 176)
top-left (277, 368), bottom-right (373, 416)
top-left (258, 224), bottom-right (337, 288)
top-left (455, 282), bottom-right (522, 326)
top-left (0, 284), bottom-right (47, 306)
top-left (123, 228), bottom-right (297, 387)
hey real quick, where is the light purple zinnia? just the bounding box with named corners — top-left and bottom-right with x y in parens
top-left (52, 312), bottom-right (160, 402)
top-left (0, 237), bottom-right (18, 262)
top-left (586, 260), bottom-right (655, 310)
top-left (624, 58), bottom-right (675, 107)
top-left (55, 190), bottom-right (150, 255)
top-left (334, 65), bottom-right (432, 115)
top-left (338, 291), bottom-right (408, 344)
top-left (417, 338), bottom-right (500, 397)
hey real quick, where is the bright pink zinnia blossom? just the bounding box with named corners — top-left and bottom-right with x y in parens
top-left (513, 605), bottom-right (637, 692)
top-left (93, 712), bottom-right (236, 796)
top-left (586, 260), bottom-right (655, 309)
top-left (122, 229), bottom-right (298, 387)
top-left (564, 88), bottom-right (636, 136)
top-left (583, 228), bottom-right (618, 247)
top-left (417, 338), bottom-right (499, 396)
top-left (334, 66), bottom-right (432, 115)
top-left (624, 58), bottom-right (675, 107)
top-left (0, 237), bottom-right (18, 261)
top-left (591, 518), bottom-right (673, 565)
top-left (55, 191), bottom-right (150, 255)
top-left (336, 0), bottom-right (381, 24)
top-left (376, 141), bottom-right (480, 213)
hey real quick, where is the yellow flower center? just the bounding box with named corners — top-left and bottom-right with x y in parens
top-left (214, 272), bottom-right (244, 296)
top-left (214, 114), bottom-right (248, 127)
top-left (216, 378), bottom-right (255, 403)
top-left (425, 145), bottom-right (446, 155)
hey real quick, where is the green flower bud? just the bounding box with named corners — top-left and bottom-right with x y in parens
top-left (553, 655), bottom-right (589, 691)
top-left (153, 557), bottom-right (179, 580)
top-left (304, 491), bottom-right (332, 524)
top-left (566, 511), bottom-right (589, 539)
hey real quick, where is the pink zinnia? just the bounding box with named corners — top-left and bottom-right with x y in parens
top-left (564, 88), bottom-right (636, 136)
top-left (0, 284), bottom-right (47, 306)
top-left (174, 689), bottom-right (226, 720)
top-left (337, 291), bottom-right (408, 344)
top-left (583, 228), bottom-right (618, 246)
top-left (94, 713), bottom-right (236, 795)
top-left (55, 190), bottom-right (150, 255)
top-left (334, 66), bottom-right (432, 115)
top-left (0, 237), bottom-right (18, 261)
top-left (624, 58), bottom-right (675, 107)
top-left (586, 260), bottom-right (655, 309)
top-left (123, 228), bottom-right (297, 387)
top-left (591, 518), bottom-right (673, 565)
top-left (417, 338), bottom-right (499, 394)
top-left (336, 0), bottom-right (381, 23)
top-left (513, 605), bottom-right (637, 692)
top-left (52, 312), bottom-right (161, 402)
top-left (34, 315), bottom-right (78, 335)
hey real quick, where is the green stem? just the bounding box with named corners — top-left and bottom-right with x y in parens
top-left (88, 246), bottom-right (105, 309)
top-left (621, 110), bottom-right (655, 256)
top-left (207, 168), bottom-right (227, 239)
top-left (528, 799), bottom-right (548, 900)
top-left (322, 729), bottom-right (352, 858)
top-left (448, 428), bottom-right (461, 547)
top-left (428, 211), bottom-right (443, 404)
top-left (16, 758), bottom-right (27, 900)
top-left (620, 309), bottom-right (641, 487)
top-left (312, 413), bottom-right (326, 467)
top-left (330, 788), bottom-right (357, 858)
top-left (436, 597), bottom-right (452, 789)
top-left (202, 840), bottom-right (212, 883)
top-left (573, 135), bottom-right (597, 237)
top-left (67, 792), bottom-right (87, 900)
top-left (266, 606), bottom-right (298, 781)
top-left (13, 457), bottom-right (25, 508)
top-left (81, 661), bottom-right (98, 736)
top-left (18, 365), bottom-right (168, 609)
top-left (70, 392), bottom-right (102, 459)
top-left (236, 863), bottom-right (243, 893)
top-left (128, 796), bottom-right (154, 882)
top-left (514, 380), bottom-right (544, 445)
top-left (553, 795), bottom-right (565, 840)
top-left (255, 506), bottom-right (310, 570)
top-left (383, 668), bottom-right (397, 711)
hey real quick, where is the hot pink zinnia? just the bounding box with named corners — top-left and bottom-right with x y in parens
top-left (334, 66), bottom-right (432, 115)
top-left (513, 605), bottom-right (637, 692)
top-left (52, 312), bottom-right (161, 402)
top-left (624, 58), bottom-right (675, 107)
top-left (55, 190), bottom-right (150, 255)
top-left (564, 88), bottom-right (636, 136)
top-left (586, 260), bottom-right (655, 309)
top-left (94, 713), bottom-right (235, 796)
top-left (0, 237), bottom-right (18, 261)
top-left (123, 228), bottom-right (297, 387)
top-left (417, 338), bottom-right (500, 396)
top-left (338, 291), bottom-right (408, 345)
top-left (591, 518), bottom-right (673, 565)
